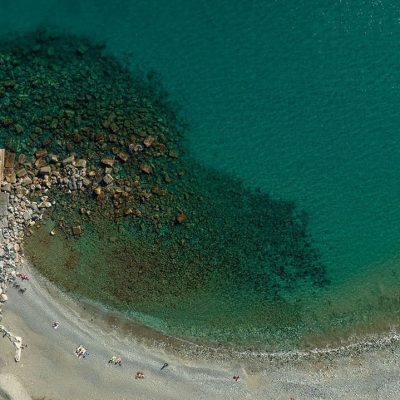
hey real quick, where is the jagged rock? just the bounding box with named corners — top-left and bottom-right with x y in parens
top-left (14, 124), bottom-right (23, 134)
top-left (35, 149), bottom-right (48, 158)
top-left (109, 122), bottom-right (119, 134)
top-left (22, 211), bottom-right (31, 221)
top-left (129, 143), bottom-right (143, 153)
top-left (117, 152), bottom-right (129, 162)
top-left (143, 136), bottom-right (155, 147)
top-left (140, 164), bottom-right (152, 174)
top-left (68, 178), bottom-right (77, 191)
top-left (35, 158), bottom-right (47, 168)
top-left (75, 159), bottom-right (87, 168)
top-left (21, 177), bottom-right (32, 186)
top-left (38, 201), bottom-right (52, 208)
top-left (168, 149), bottom-right (179, 158)
top-left (72, 225), bottom-right (82, 236)
top-left (176, 213), bottom-right (187, 224)
top-left (1, 183), bottom-right (11, 192)
top-left (39, 166), bottom-right (51, 175)
top-left (103, 174), bottom-right (114, 185)
top-left (18, 154), bottom-right (26, 164)
top-left (101, 157), bottom-right (115, 167)
top-left (5, 174), bottom-right (16, 184)
top-left (62, 155), bottom-right (75, 165)
top-left (16, 169), bottom-right (27, 178)
top-left (109, 134), bottom-right (117, 143)
top-left (93, 187), bottom-right (105, 201)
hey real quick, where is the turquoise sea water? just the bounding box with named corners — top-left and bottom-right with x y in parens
top-left (3, 0), bottom-right (400, 349)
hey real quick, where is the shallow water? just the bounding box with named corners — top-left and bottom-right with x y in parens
top-left (3, 0), bottom-right (400, 350)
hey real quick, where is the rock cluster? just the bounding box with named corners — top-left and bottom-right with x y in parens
top-left (0, 29), bottom-right (331, 350)
top-left (0, 30), bottom-right (187, 234)
top-left (0, 173), bottom-right (52, 321)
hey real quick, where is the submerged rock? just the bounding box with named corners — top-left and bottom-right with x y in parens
top-left (0, 29), bottom-right (330, 350)
top-left (103, 174), bottom-right (114, 185)
top-left (175, 213), bottom-right (187, 224)
top-left (101, 157), bottom-right (115, 168)
top-left (140, 164), bottom-right (152, 174)
top-left (72, 225), bottom-right (82, 236)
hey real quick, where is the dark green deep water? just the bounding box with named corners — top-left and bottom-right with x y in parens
top-left (2, 0), bottom-right (400, 351)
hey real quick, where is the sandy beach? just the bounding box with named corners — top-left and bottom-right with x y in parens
top-left (0, 261), bottom-right (399, 399)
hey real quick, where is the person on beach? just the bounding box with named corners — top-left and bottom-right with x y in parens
top-left (52, 321), bottom-right (60, 329)
top-left (135, 371), bottom-right (145, 379)
top-left (75, 346), bottom-right (86, 358)
top-left (75, 346), bottom-right (82, 356)
top-left (82, 350), bottom-right (89, 359)
top-left (114, 357), bottom-right (122, 366)
top-left (109, 356), bottom-right (117, 364)
top-left (233, 375), bottom-right (240, 382)
top-left (19, 273), bottom-right (29, 281)
top-left (160, 362), bottom-right (168, 370)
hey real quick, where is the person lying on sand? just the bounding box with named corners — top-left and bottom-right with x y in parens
top-left (160, 362), bottom-right (168, 370)
top-left (135, 371), bottom-right (145, 379)
top-left (114, 357), bottom-right (122, 366)
top-left (52, 321), bottom-right (60, 329)
top-left (75, 346), bottom-right (87, 358)
top-left (108, 355), bottom-right (122, 365)
top-left (19, 273), bottom-right (29, 281)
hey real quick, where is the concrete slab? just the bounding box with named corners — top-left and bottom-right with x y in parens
top-left (0, 149), bottom-right (4, 184)
top-left (0, 192), bottom-right (9, 217)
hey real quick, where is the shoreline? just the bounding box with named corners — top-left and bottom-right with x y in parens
top-left (2, 259), bottom-right (400, 399)
top-left (26, 260), bottom-right (400, 365)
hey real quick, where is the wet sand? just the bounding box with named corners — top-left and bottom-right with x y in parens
top-left (0, 261), bottom-right (400, 399)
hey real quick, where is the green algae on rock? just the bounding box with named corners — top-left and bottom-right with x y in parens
top-left (0, 29), bottom-right (329, 350)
